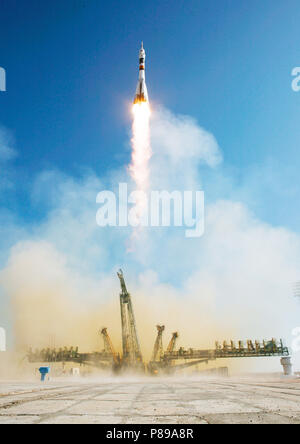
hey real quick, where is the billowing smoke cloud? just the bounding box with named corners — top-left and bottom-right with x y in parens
top-left (0, 107), bottom-right (300, 373)
top-left (150, 107), bottom-right (222, 190)
top-left (0, 240), bottom-right (232, 359)
top-left (0, 241), bottom-right (122, 352)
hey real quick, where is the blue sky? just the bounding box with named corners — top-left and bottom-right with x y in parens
top-left (0, 0), bottom-right (300, 230)
top-left (1, 1), bottom-right (300, 354)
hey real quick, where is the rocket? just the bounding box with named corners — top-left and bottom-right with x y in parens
top-left (133, 42), bottom-right (149, 104)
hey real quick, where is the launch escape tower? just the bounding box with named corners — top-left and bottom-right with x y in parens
top-left (117, 269), bottom-right (143, 368)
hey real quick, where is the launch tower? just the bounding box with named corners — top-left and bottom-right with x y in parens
top-left (117, 269), bottom-right (143, 368)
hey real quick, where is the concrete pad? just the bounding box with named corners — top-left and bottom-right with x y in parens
top-left (40, 415), bottom-right (124, 424)
top-left (188, 399), bottom-right (261, 414)
top-left (0, 377), bottom-right (299, 424)
top-left (66, 400), bottom-right (132, 415)
top-left (204, 412), bottom-right (300, 424)
top-left (0, 415), bottom-right (38, 424)
top-left (46, 393), bottom-right (96, 401)
top-left (138, 394), bottom-right (178, 401)
top-left (246, 397), bottom-right (300, 413)
top-left (130, 402), bottom-right (194, 416)
top-left (1, 399), bottom-right (76, 415)
top-left (125, 415), bottom-right (208, 424)
top-left (176, 391), bottom-right (226, 401)
top-left (93, 393), bottom-right (138, 401)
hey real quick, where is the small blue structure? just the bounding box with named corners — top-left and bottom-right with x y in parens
top-left (39, 367), bottom-right (50, 382)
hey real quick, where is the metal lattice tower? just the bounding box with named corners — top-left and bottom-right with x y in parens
top-left (167, 332), bottom-right (179, 353)
top-left (100, 328), bottom-right (118, 364)
top-left (117, 269), bottom-right (143, 365)
top-left (151, 325), bottom-right (165, 362)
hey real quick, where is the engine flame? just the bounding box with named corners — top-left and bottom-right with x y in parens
top-left (128, 102), bottom-right (152, 246)
top-left (129, 102), bottom-right (152, 191)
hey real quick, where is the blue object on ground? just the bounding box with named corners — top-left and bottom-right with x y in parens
top-left (39, 367), bottom-right (50, 382)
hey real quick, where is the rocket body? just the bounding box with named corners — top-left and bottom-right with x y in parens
top-left (133, 42), bottom-right (149, 104)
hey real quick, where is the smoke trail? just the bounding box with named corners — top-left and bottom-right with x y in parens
top-left (128, 102), bottom-right (152, 230)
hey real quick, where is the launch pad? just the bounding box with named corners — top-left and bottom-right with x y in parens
top-left (1, 375), bottom-right (300, 424)
top-left (0, 376), bottom-right (300, 424)
top-left (27, 270), bottom-right (291, 375)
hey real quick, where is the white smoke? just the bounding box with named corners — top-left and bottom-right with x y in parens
top-left (0, 106), bottom-right (300, 373)
top-left (150, 106), bottom-right (222, 190)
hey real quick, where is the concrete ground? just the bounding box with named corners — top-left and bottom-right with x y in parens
top-left (0, 376), bottom-right (299, 424)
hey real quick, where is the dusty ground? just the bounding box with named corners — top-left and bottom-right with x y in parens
top-left (0, 376), bottom-right (299, 424)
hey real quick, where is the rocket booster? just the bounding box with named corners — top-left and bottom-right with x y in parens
top-left (133, 42), bottom-right (149, 104)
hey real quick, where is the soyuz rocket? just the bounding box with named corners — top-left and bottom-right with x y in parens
top-left (133, 42), bottom-right (149, 104)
